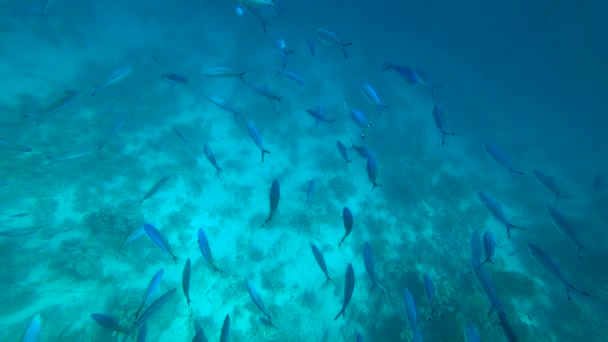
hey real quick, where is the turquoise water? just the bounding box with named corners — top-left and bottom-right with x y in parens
top-left (1, 0), bottom-right (606, 341)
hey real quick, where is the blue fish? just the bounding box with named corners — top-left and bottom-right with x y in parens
top-left (192, 317), bottom-right (208, 342)
top-left (473, 265), bottom-right (506, 317)
top-left (117, 225), bottom-right (145, 255)
top-left (546, 206), bottom-right (587, 258)
top-left (207, 95), bottom-right (239, 117)
top-left (198, 228), bottom-right (221, 272)
top-left (339, 207), bottom-right (353, 246)
top-left (498, 312), bottom-right (518, 342)
top-left (251, 85), bottom-right (283, 103)
top-left (91, 66), bottom-right (133, 96)
top-left (90, 313), bottom-right (130, 333)
top-left (480, 230), bottom-right (497, 266)
top-left (366, 153), bottom-right (381, 190)
top-left (363, 241), bottom-right (385, 295)
top-left (350, 109), bottom-right (372, 139)
top-left (305, 178), bottom-right (317, 208)
top-left (483, 143), bottom-right (525, 175)
top-left (245, 118), bottom-right (270, 163)
top-left (182, 258), bottom-right (192, 306)
top-left (204, 143), bottom-right (223, 177)
top-left (432, 105), bottom-right (455, 146)
top-left (137, 323), bottom-right (147, 342)
top-left (306, 105), bottom-right (336, 124)
top-left (533, 169), bottom-right (570, 203)
top-left (275, 68), bottom-right (305, 86)
top-left (263, 178), bottom-right (280, 226)
top-left (527, 243), bottom-right (590, 300)
top-left (135, 269), bottom-right (164, 319)
top-left (311, 244), bottom-right (334, 286)
top-left (143, 223), bottom-right (178, 263)
top-left (361, 83), bottom-right (389, 115)
top-left (382, 60), bottom-right (419, 84)
top-left (336, 140), bottom-right (352, 164)
top-left (246, 280), bottom-right (274, 326)
top-left (273, 39), bottom-right (294, 68)
top-left (350, 140), bottom-right (371, 159)
top-left (220, 314), bottom-right (230, 342)
top-left (21, 314), bottom-right (42, 342)
top-left (334, 263), bottom-right (355, 320)
top-left (162, 73), bottom-right (188, 83)
top-left (403, 288), bottom-right (420, 339)
top-left (133, 288), bottom-right (177, 330)
top-left (479, 192), bottom-right (525, 239)
top-left (424, 274), bottom-right (439, 319)
top-left (23, 89), bottom-right (80, 126)
top-left (315, 28), bottom-right (352, 58)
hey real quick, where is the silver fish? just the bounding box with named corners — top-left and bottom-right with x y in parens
top-left (546, 206), bottom-right (587, 258)
top-left (246, 280), bottom-right (274, 326)
top-left (306, 105), bottom-right (335, 124)
top-left (245, 118), bottom-right (270, 163)
top-left (478, 192), bottom-right (524, 239)
top-left (315, 28), bottom-right (352, 58)
top-left (203, 67), bottom-right (247, 85)
top-left (480, 230), bottom-right (497, 266)
top-left (432, 105), bottom-right (455, 146)
top-left (484, 143), bottom-right (525, 175)
top-left (275, 68), bottom-right (305, 86)
top-left (207, 95), bottom-right (239, 117)
top-left (350, 109), bottom-right (371, 139)
top-left (91, 66), bottom-right (133, 96)
top-left (23, 89), bottom-right (80, 125)
top-left (533, 169), bottom-right (570, 203)
top-left (361, 83), bottom-right (389, 115)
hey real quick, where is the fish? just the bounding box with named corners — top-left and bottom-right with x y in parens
top-left (251, 85), bottom-right (283, 103)
top-left (182, 258), bottom-right (192, 306)
top-left (414, 67), bottom-right (442, 97)
top-left (527, 243), bottom-right (590, 300)
top-left (90, 313), bottom-right (130, 333)
top-left (304, 178), bottom-right (317, 208)
top-left (23, 89), bottom-right (79, 125)
top-left (192, 317), bottom-right (208, 342)
top-left (546, 206), bottom-right (587, 258)
top-left (361, 84), bottom-right (389, 115)
top-left (471, 230), bottom-right (482, 268)
top-left (532, 169), bottom-right (570, 202)
top-left (21, 314), bottom-right (41, 342)
top-left (237, 3), bottom-right (272, 33)
top-left (483, 143), bottom-right (525, 175)
top-left (117, 225), bottom-right (146, 255)
top-left (0, 138), bottom-right (32, 152)
top-left (593, 174), bottom-right (603, 190)
top-left (245, 118), bottom-right (270, 163)
top-left (480, 230), bottom-right (497, 266)
top-left (336, 140), bottom-right (352, 164)
top-left (432, 105), bottom-right (455, 146)
top-left (135, 269), bottom-right (164, 320)
top-left (45, 144), bottom-right (102, 166)
top-left (204, 143), bottom-right (223, 177)
top-left (339, 207), bottom-right (353, 246)
top-left (137, 323), bottom-right (147, 342)
top-left (311, 243), bottom-right (334, 286)
top-left (273, 39), bottom-right (295, 68)
top-left (306, 105), bottom-right (336, 124)
top-left (424, 274), bottom-right (439, 319)
top-left (275, 68), bottom-right (305, 86)
top-left (315, 28), bottom-right (352, 58)
top-left (334, 263), bottom-right (355, 320)
top-left (350, 109), bottom-right (372, 139)
top-left (91, 66), bottom-right (133, 96)
top-left (0, 226), bottom-right (42, 237)
top-left (8, 212), bottom-right (29, 218)
top-left (162, 73), bottom-right (188, 83)
top-left (306, 35), bottom-right (317, 58)
top-left (174, 127), bottom-right (196, 154)
top-left (136, 176), bottom-right (170, 204)
top-left (198, 228), bottom-right (221, 273)
top-left (207, 95), bottom-right (239, 117)
top-left (403, 288), bottom-right (420, 338)
top-left (364, 241), bottom-right (385, 295)
top-left (382, 60), bottom-right (420, 85)
top-left (350, 139), bottom-right (371, 159)
top-left (143, 223), bottom-right (178, 263)
top-left (203, 67), bottom-right (247, 85)
top-left (366, 154), bottom-right (381, 190)
top-left (263, 178), bottom-right (280, 226)
top-left (259, 316), bottom-right (274, 328)
top-left (133, 288), bottom-right (177, 329)
top-left (240, 0), bottom-right (280, 12)
top-left (464, 323), bottom-right (480, 342)
top-left (473, 265), bottom-right (506, 317)
top-left (220, 314), bottom-right (230, 342)
top-left (246, 280), bottom-right (274, 326)
top-left (478, 192), bottom-right (525, 239)
top-left (498, 312), bottom-right (519, 342)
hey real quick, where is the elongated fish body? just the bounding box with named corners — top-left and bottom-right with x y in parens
top-left (483, 143), bottom-right (525, 175)
top-left (432, 105), bottom-right (455, 146)
top-left (264, 178), bottom-right (280, 226)
top-left (252, 85), bottom-right (283, 102)
top-left (350, 140), bottom-right (371, 159)
top-left (275, 68), bottom-right (305, 85)
top-left (464, 323), bottom-right (480, 342)
top-left (471, 231), bottom-right (482, 268)
top-left (204, 67), bottom-right (247, 85)
top-left (366, 154), bottom-right (381, 190)
top-left (403, 288), bottom-right (419, 337)
top-left (138, 176), bottom-right (170, 204)
top-left (527, 243), bottom-right (590, 300)
top-left (133, 288), bottom-right (177, 330)
top-left (182, 258), bottom-right (192, 306)
top-left (204, 143), bottom-right (222, 177)
top-left (137, 323), bottom-right (147, 342)
top-left (245, 118), bottom-right (270, 163)
top-left (246, 280), bottom-right (274, 325)
top-left (533, 169), bottom-right (569, 202)
top-left (311, 244), bottom-right (334, 285)
top-left (382, 60), bottom-right (419, 84)
top-left (473, 265), bottom-right (506, 317)
top-left (162, 73), bottom-right (188, 83)
top-left (334, 263), bottom-right (355, 320)
top-left (315, 28), bottom-right (352, 58)
top-left (21, 314), bottom-right (41, 342)
top-left (118, 225), bottom-right (146, 254)
top-left (207, 95), bottom-right (239, 117)
top-left (350, 109), bottom-right (371, 138)
top-left (24, 89), bottom-right (79, 124)
top-left (0, 138), bottom-right (32, 152)
top-left (192, 318), bottom-right (208, 342)
top-left (478, 192), bottom-right (524, 239)
top-left (198, 228), bottom-right (221, 272)
top-left (498, 312), bottom-right (518, 342)
top-left (306, 105), bottom-right (335, 123)
top-left (339, 207), bottom-right (353, 246)
top-left (424, 273), bottom-right (438, 318)
top-left (135, 269), bottom-right (164, 319)
top-left (305, 178), bottom-right (316, 208)
top-left (90, 313), bottom-right (130, 333)
top-left (143, 223), bottom-right (178, 263)
top-left (336, 140), bottom-right (351, 163)
top-left (92, 66), bottom-right (133, 96)
top-left (414, 67), bottom-right (441, 96)
top-left (364, 241), bottom-right (385, 294)
top-left (220, 315), bottom-right (230, 342)
top-left (361, 84), bottom-right (389, 115)
top-left (546, 206), bottom-right (587, 258)
top-left (480, 231), bottom-right (497, 266)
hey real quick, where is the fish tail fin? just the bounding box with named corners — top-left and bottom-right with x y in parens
top-left (507, 224), bottom-right (525, 239)
top-left (479, 259), bottom-right (488, 267)
top-left (239, 72), bottom-right (247, 85)
top-left (263, 214), bottom-right (272, 227)
top-left (334, 308), bottom-right (345, 320)
top-left (261, 149), bottom-right (270, 163)
top-left (216, 167), bottom-right (222, 178)
top-left (327, 276), bottom-right (336, 285)
top-left (567, 283), bottom-right (591, 299)
top-left (274, 68), bottom-right (282, 78)
top-left (341, 46), bottom-right (349, 59)
top-left (372, 182), bottom-right (381, 191)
